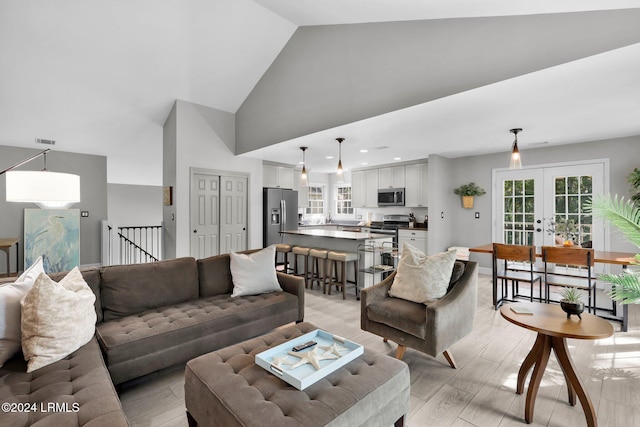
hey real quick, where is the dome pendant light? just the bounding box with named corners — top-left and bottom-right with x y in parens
top-left (509, 128), bottom-right (523, 170)
top-left (336, 137), bottom-right (345, 183)
top-left (299, 146), bottom-right (308, 187)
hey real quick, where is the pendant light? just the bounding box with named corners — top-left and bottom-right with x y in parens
top-left (509, 128), bottom-right (523, 170)
top-left (299, 146), bottom-right (308, 187)
top-left (1, 148), bottom-right (81, 209)
top-left (336, 137), bottom-right (345, 183)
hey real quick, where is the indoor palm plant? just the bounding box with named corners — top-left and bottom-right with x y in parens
top-left (453, 182), bottom-right (486, 209)
top-left (589, 194), bottom-right (640, 304)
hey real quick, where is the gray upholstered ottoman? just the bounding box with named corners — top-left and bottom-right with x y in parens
top-left (184, 322), bottom-right (410, 427)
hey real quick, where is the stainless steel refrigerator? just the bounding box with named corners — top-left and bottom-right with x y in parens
top-left (263, 187), bottom-right (298, 247)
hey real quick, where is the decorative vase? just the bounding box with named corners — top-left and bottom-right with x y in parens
top-left (462, 196), bottom-right (474, 209)
top-left (560, 300), bottom-right (585, 319)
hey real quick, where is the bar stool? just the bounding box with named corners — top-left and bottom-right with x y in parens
top-left (275, 243), bottom-right (292, 273)
top-left (327, 251), bottom-right (358, 300)
top-left (292, 246), bottom-right (311, 287)
top-left (308, 248), bottom-right (329, 291)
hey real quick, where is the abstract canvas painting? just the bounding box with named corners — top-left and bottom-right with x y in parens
top-left (24, 209), bottom-right (80, 273)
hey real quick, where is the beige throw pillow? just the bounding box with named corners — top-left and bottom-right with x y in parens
top-left (230, 246), bottom-right (282, 297)
top-left (388, 244), bottom-right (457, 304)
top-left (0, 256), bottom-right (44, 366)
top-left (21, 267), bottom-right (96, 372)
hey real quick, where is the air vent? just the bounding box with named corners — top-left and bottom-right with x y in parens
top-left (373, 146), bottom-right (390, 150)
top-left (35, 138), bottom-right (56, 145)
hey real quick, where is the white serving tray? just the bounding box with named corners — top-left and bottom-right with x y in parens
top-left (255, 329), bottom-right (364, 390)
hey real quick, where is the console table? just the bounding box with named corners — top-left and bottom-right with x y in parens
top-left (500, 302), bottom-right (613, 426)
top-left (0, 238), bottom-right (19, 278)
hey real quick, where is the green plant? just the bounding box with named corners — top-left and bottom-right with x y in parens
top-left (628, 167), bottom-right (640, 205)
top-left (453, 182), bottom-right (486, 197)
top-left (589, 194), bottom-right (640, 304)
top-left (546, 216), bottom-right (580, 242)
top-left (561, 287), bottom-right (584, 303)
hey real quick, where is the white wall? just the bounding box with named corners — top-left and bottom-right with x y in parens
top-left (171, 100), bottom-right (263, 257)
top-left (107, 184), bottom-right (162, 227)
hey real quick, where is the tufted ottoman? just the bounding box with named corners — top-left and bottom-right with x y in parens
top-left (184, 322), bottom-right (410, 427)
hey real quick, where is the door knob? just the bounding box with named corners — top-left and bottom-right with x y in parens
top-left (243, 228), bottom-right (246, 231)
top-left (536, 228), bottom-right (542, 232)
top-left (536, 219), bottom-right (542, 224)
top-left (193, 230), bottom-right (197, 233)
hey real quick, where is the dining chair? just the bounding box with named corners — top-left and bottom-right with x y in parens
top-left (542, 246), bottom-right (596, 313)
top-left (492, 243), bottom-right (543, 310)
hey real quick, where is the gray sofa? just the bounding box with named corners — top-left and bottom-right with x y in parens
top-left (0, 252), bottom-right (305, 426)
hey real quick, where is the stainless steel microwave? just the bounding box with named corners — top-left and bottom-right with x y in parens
top-left (377, 188), bottom-right (405, 206)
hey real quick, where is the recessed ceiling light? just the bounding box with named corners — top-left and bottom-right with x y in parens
top-left (326, 156), bottom-right (334, 159)
top-left (361, 162), bottom-right (368, 165)
top-left (394, 157), bottom-right (401, 161)
top-left (360, 149), bottom-right (368, 153)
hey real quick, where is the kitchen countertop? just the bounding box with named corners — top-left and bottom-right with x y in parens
top-left (281, 229), bottom-right (392, 241)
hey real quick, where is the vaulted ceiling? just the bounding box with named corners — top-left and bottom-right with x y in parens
top-left (1, 1), bottom-right (639, 184)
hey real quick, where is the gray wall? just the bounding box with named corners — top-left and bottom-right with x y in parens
top-left (107, 183), bottom-right (162, 227)
top-left (447, 136), bottom-right (640, 268)
top-left (236, 10), bottom-right (640, 153)
top-left (0, 145), bottom-right (107, 272)
top-left (163, 103), bottom-right (178, 260)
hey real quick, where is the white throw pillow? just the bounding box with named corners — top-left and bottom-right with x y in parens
top-left (230, 246), bottom-right (282, 297)
top-left (0, 256), bottom-right (44, 366)
top-left (21, 267), bottom-right (96, 372)
top-left (388, 244), bottom-right (457, 304)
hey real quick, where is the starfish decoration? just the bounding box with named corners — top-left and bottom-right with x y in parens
top-left (287, 347), bottom-right (339, 370)
top-left (271, 354), bottom-right (292, 368)
top-left (319, 343), bottom-right (348, 358)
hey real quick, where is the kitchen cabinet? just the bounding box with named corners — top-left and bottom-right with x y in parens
top-left (404, 163), bottom-right (428, 207)
top-left (263, 165), bottom-right (295, 189)
top-left (378, 166), bottom-right (405, 189)
top-left (351, 171), bottom-right (365, 208)
top-left (398, 229), bottom-right (428, 254)
top-left (364, 169), bottom-right (379, 207)
top-left (352, 169), bottom-right (378, 208)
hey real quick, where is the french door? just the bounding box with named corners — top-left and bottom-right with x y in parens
top-left (494, 161), bottom-right (607, 252)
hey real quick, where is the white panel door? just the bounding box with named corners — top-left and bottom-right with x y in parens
top-left (220, 175), bottom-right (248, 253)
top-left (190, 173), bottom-right (219, 258)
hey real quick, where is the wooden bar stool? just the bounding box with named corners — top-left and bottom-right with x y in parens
top-left (308, 248), bottom-right (329, 291)
top-left (292, 246), bottom-right (311, 288)
top-left (275, 243), bottom-right (292, 273)
top-left (327, 251), bottom-right (358, 300)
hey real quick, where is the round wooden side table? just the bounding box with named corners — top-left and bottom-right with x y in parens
top-left (500, 302), bottom-right (613, 427)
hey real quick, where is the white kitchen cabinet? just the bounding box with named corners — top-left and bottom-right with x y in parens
top-left (364, 169), bottom-right (379, 207)
top-left (351, 171), bottom-right (365, 208)
top-left (378, 166), bottom-right (405, 189)
top-left (397, 229), bottom-right (428, 254)
top-left (263, 165), bottom-right (295, 189)
top-left (404, 163), bottom-right (428, 207)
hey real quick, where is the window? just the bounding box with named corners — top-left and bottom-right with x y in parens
top-left (306, 185), bottom-right (324, 216)
top-left (503, 178), bottom-right (535, 245)
top-left (335, 185), bottom-right (354, 216)
top-left (553, 175), bottom-right (593, 246)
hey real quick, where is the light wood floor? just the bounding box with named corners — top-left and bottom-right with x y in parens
top-left (119, 274), bottom-right (640, 426)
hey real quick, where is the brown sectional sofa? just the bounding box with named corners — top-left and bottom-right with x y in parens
top-left (0, 252), bottom-right (305, 426)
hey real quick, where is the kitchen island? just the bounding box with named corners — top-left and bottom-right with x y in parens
top-left (281, 229), bottom-right (396, 293)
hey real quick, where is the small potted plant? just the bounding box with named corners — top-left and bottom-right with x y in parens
top-left (453, 182), bottom-right (486, 209)
top-left (560, 287), bottom-right (585, 319)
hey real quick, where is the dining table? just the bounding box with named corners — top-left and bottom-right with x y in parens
top-left (469, 244), bottom-right (637, 332)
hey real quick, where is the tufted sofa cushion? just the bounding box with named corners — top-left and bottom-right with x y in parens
top-left (100, 257), bottom-right (199, 321)
top-left (0, 337), bottom-right (128, 427)
top-left (97, 291), bottom-right (299, 384)
top-left (185, 322), bottom-right (410, 427)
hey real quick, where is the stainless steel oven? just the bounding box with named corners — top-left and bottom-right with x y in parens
top-left (377, 188), bottom-right (405, 206)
